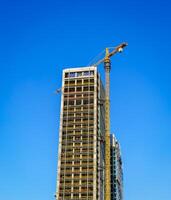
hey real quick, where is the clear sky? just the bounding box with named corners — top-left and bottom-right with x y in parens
top-left (0, 0), bottom-right (171, 199)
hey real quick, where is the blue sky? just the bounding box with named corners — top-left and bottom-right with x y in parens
top-left (0, 0), bottom-right (171, 199)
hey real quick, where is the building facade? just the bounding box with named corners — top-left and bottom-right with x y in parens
top-left (110, 134), bottom-right (123, 200)
top-left (56, 66), bottom-right (105, 200)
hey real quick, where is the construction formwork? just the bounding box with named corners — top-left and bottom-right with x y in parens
top-left (56, 66), bottom-right (105, 200)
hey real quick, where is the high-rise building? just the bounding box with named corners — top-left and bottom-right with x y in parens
top-left (110, 134), bottom-right (123, 200)
top-left (56, 66), bottom-right (105, 200)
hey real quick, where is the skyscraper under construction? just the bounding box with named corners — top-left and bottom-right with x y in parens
top-left (55, 66), bottom-right (123, 200)
top-left (56, 66), bottom-right (105, 200)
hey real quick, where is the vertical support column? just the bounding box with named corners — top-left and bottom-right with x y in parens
top-left (93, 67), bottom-right (97, 200)
top-left (55, 70), bottom-right (65, 200)
top-left (104, 59), bottom-right (111, 200)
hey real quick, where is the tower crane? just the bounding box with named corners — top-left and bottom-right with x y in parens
top-left (55, 42), bottom-right (127, 200)
top-left (94, 42), bottom-right (128, 200)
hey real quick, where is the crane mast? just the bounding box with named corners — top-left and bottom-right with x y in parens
top-left (104, 48), bottom-right (111, 200)
top-left (94, 43), bottom-right (127, 200)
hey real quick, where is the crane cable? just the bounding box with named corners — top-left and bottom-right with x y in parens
top-left (87, 49), bottom-right (105, 66)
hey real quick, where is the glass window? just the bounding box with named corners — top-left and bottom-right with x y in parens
top-left (90, 71), bottom-right (94, 75)
top-left (77, 72), bottom-right (82, 77)
top-left (83, 71), bottom-right (89, 76)
top-left (69, 72), bottom-right (75, 77)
